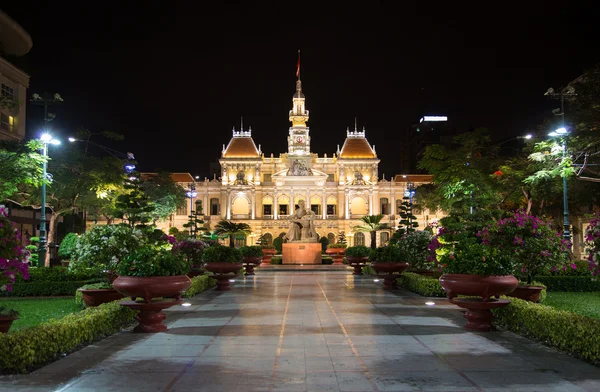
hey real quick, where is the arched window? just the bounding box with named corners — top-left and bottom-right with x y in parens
top-left (355, 232), bottom-right (365, 246)
top-left (380, 232), bottom-right (389, 246)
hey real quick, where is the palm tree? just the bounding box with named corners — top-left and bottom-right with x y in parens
top-left (352, 214), bottom-right (389, 249)
top-left (213, 220), bottom-right (252, 248)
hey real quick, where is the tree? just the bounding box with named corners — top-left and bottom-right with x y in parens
top-left (141, 171), bottom-right (186, 223)
top-left (337, 231), bottom-right (347, 245)
top-left (114, 163), bottom-right (153, 227)
top-left (183, 200), bottom-right (207, 238)
top-left (397, 196), bottom-right (418, 236)
top-left (213, 220), bottom-right (252, 248)
top-left (352, 214), bottom-right (389, 249)
top-left (0, 140), bottom-right (45, 202)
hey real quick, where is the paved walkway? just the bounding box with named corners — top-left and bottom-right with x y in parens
top-left (1, 272), bottom-right (599, 391)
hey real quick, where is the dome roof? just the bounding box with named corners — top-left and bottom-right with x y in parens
top-left (338, 138), bottom-right (376, 159)
top-left (222, 137), bottom-right (260, 158)
top-left (0, 11), bottom-right (32, 57)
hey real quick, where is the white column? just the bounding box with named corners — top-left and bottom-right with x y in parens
top-left (226, 190), bottom-right (231, 219)
top-left (369, 190), bottom-right (374, 215)
top-left (321, 189), bottom-right (326, 219)
top-left (251, 191), bottom-right (256, 220)
top-left (274, 190), bottom-right (279, 219)
top-left (345, 190), bottom-right (350, 219)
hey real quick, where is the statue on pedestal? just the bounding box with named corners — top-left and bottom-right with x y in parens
top-left (283, 199), bottom-right (318, 243)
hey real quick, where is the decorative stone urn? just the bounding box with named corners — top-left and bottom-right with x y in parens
top-left (371, 261), bottom-right (410, 289)
top-left (261, 248), bottom-right (277, 264)
top-left (439, 274), bottom-right (518, 332)
top-left (507, 285), bottom-right (545, 302)
top-left (204, 262), bottom-right (243, 290)
top-left (242, 257), bottom-right (262, 275)
top-left (325, 247), bottom-right (346, 264)
top-left (346, 256), bottom-right (369, 275)
top-left (78, 288), bottom-right (124, 307)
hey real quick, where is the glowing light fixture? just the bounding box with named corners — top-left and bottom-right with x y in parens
top-left (229, 279), bottom-right (235, 282)
top-left (425, 301), bottom-right (435, 306)
top-left (420, 116), bottom-right (448, 122)
top-left (373, 279), bottom-right (380, 282)
top-left (182, 303), bottom-right (192, 307)
top-left (525, 134), bottom-right (532, 139)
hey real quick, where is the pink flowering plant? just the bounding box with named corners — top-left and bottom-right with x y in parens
top-left (585, 215), bottom-right (600, 276)
top-left (478, 211), bottom-right (572, 284)
top-left (171, 237), bottom-right (209, 270)
top-left (0, 207), bottom-right (30, 292)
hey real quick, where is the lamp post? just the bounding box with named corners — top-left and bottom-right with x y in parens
top-left (548, 127), bottom-right (571, 241)
top-left (186, 183), bottom-right (198, 238)
top-left (38, 133), bottom-right (60, 266)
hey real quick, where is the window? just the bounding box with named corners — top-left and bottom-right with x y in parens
top-left (311, 204), bottom-right (320, 215)
top-left (380, 232), bottom-right (389, 245)
top-left (210, 198), bottom-right (220, 215)
top-left (380, 198), bottom-right (389, 215)
top-left (327, 174), bottom-right (335, 182)
top-left (176, 204), bottom-right (187, 216)
top-left (263, 204), bottom-right (272, 215)
top-left (1, 84), bottom-right (14, 100)
top-left (0, 113), bottom-right (13, 133)
top-left (279, 204), bottom-right (288, 215)
top-left (326, 204), bottom-right (336, 215)
top-left (355, 232), bottom-right (365, 246)
top-left (263, 173), bottom-right (272, 182)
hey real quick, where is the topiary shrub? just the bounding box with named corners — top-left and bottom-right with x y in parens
top-left (319, 236), bottom-right (329, 252)
top-left (58, 232), bottom-right (79, 260)
top-left (273, 237), bottom-right (283, 253)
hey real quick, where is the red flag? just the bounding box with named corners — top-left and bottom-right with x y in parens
top-left (296, 50), bottom-right (300, 78)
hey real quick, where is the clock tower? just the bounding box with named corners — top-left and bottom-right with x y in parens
top-left (287, 76), bottom-right (310, 155)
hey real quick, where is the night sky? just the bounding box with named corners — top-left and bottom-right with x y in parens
top-left (3, 2), bottom-right (600, 178)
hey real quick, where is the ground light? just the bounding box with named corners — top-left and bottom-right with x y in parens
top-left (229, 279), bottom-right (235, 282)
top-left (373, 279), bottom-right (380, 282)
top-left (181, 303), bottom-right (192, 307)
top-left (425, 301), bottom-right (436, 306)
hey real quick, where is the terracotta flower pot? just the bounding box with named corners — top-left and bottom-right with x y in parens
top-left (205, 262), bottom-right (243, 290)
top-left (346, 256), bottom-right (369, 275)
top-left (371, 261), bottom-right (410, 289)
top-left (439, 274), bottom-right (518, 301)
top-left (78, 288), bottom-right (124, 307)
top-left (326, 248), bottom-right (346, 264)
top-left (113, 275), bottom-right (192, 303)
top-left (507, 285), bottom-right (544, 302)
top-left (0, 315), bottom-right (18, 333)
top-left (261, 248), bottom-right (277, 264)
top-left (242, 257), bottom-right (262, 275)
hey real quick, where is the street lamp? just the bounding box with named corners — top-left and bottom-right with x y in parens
top-left (39, 133), bottom-right (60, 266)
top-left (186, 183), bottom-right (198, 238)
top-left (548, 127), bottom-right (571, 241)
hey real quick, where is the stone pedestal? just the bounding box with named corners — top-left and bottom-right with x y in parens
top-left (282, 243), bottom-right (322, 264)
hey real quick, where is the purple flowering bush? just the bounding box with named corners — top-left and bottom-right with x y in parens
top-left (0, 207), bottom-right (30, 292)
top-left (172, 238), bottom-right (209, 269)
top-left (585, 215), bottom-right (600, 276)
top-left (478, 211), bottom-right (572, 284)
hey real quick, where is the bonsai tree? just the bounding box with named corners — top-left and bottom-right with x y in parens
top-left (257, 233), bottom-right (274, 249)
top-left (239, 245), bottom-right (264, 259)
top-left (201, 245), bottom-right (243, 263)
top-left (352, 214), bottom-right (390, 249)
top-left (337, 231), bottom-right (347, 246)
top-left (213, 220), bottom-right (252, 248)
top-left (396, 196), bottom-right (419, 237)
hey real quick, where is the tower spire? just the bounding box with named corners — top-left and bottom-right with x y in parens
top-left (354, 117), bottom-right (358, 132)
top-left (296, 49), bottom-right (301, 80)
top-left (240, 116), bottom-right (243, 131)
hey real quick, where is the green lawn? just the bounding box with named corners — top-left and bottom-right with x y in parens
top-left (544, 292), bottom-right (600, 320)
top-left (0, 297), bottom-right (80, 331)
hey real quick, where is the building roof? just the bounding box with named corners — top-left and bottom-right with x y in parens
top-left (338, 138), bottom-right (376, 159)
top-left (141, 172), bottom-right (195, 183)
top-left (0, 11), bottom-right (32, 57)
top-left (222, 137), bottom-right (260, 158)
top-left (393, 174), bottom-right (434, 183)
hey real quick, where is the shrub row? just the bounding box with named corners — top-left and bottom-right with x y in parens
top-left (534, 276), bottom-right (600, 292)
top-left (493, 297), bottom-right (600, 365)
top-left (397, 272), bottom-right (447, 297)
top-left (0, 301), bottom-right (136, 374)
top-left (0, 280), bottom-right (104, 297)
top-left (14, 267), bottom-right (103, 283)
top-left (182, 275), bottom-right (217, 298)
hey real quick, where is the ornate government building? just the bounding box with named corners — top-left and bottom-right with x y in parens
top-left (166, 77), bottom-right (439, 247)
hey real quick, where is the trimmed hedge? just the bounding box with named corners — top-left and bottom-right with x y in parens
top-left (1, 280), bottom-right (104, 297)
top-left (493, 297), bottom-right (600, 365)
top-left (14, 267), bottom-right (103, 283)
top-left (270, 256), bottom-right (282, 265)
top-left (397, 272), bottom-right (446, 297)
top-left (534, 276), bottom-right (600, 292)
top-left (0, 301), bottom-right (136, 374)
top-left (182, 275), bottom-right (217, 298)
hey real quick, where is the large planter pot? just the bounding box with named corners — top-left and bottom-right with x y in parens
top-left (439, 274), bottom-right (518, 301)
top-left (346, 256), bottom-right (369, 275)
top-left (507, 285), bottom-right (544, 303)
top-left (242, 257), bottom-right (262, 276)
top-left (113, 275), bottom-right (192, 303)
top-left (326, 248), bottom-right (346, 264)
top-left (261, 248), bottom-right (277, 264)
top-left (205, 262), bottom-right (243, 290)
top-left (371, 261), bottom-right (410, 289)
top-left (0, 315), bottom-right (18, 333)
top-left (78, 288), bottom-right (124, 307)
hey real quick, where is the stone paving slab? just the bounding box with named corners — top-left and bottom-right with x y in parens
top-left (1, 272), bottom-right (599, 392)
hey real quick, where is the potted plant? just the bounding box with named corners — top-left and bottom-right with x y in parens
top-left (479, 211), bottom-right (572, 302)
top-left (345, 245), bottom-right (371, 275)
top-left (325, 243), bottom-right (347, 264)
top-left (77, 282), bottom-right (124, 307)
top-left (202, 245), bottom-right (243, 290)
top-left (0, 305), bottom-right (19, 333)
top-left (172, 237), bottom-right (208, 278)
top-left (257, 234), bottom-right (277, 264)
top-left (396, 230), bottom-right (436, 276)
top-left (70, 224), bottom-right (144, 307)
top-left (239, 245), bottom-right (263, 275)
top-left (113, 245), bottom-right (192, 333)
top-left (369, 245), bottom-right (409, 289)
